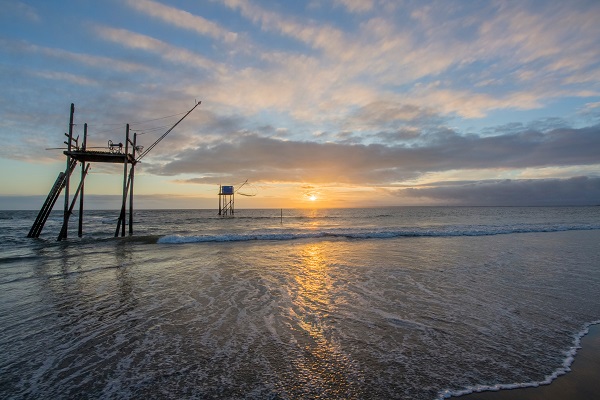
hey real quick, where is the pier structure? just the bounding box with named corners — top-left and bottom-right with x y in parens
top-left (28, 101), bottom-right (201, 240)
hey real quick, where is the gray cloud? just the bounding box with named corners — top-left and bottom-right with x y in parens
top-left (349, 101), bottom-right (448, 130)
top-left (148, 124), bottom-right (600, 185)
top-left (397, 176), bottom-right (600, 206)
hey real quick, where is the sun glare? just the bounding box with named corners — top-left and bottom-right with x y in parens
top-left (309, 195), bottom-right (317, 201)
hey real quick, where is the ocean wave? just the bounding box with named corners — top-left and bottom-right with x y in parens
top-left (436, 320), bottom-right (600, 399)
top-left (157, 223), bottom-right (600, 244)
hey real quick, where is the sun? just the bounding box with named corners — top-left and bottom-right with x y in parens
top-left (308, 194), bottom-right (318, 201)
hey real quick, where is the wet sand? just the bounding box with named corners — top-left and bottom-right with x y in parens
top-left (457, 324), bottom-right (600, 400)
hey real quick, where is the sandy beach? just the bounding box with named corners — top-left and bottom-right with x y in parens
top-left (458, 324), bottom-right (600, 400)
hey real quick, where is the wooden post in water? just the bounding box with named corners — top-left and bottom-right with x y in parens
top-left (61, 103), bottom-right (75, 240)
top-left (78, 123), bottom-right (87, 237)
top-left (218, 185), bottom-right (222, 215)
top-left (116, 125), bottom-right (130, 237)
top-left (58, 164), bottom-right (90, 241)
top-left (123, 126), bottom-right (129, 236)
top-left (129, 132), bottom-right (136, 235)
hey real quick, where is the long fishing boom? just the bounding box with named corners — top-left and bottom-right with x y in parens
top-left (136, 101), bottom-right (201, 162)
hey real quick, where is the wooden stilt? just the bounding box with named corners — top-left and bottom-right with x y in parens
top-left (61, 103), bottom-right (75, 240)
top-left (78, 123), bottom-right (87, 238)
top-left (129, 133), bottom-right (136, 235)
top-left (58, 164), bottom-right (90, 241)
top-left (115, 125), bottom-right (129, 237)
top-left (27, 159), bottom-right (77, 238)
top-left (123, 127), bottom-right (129, 236)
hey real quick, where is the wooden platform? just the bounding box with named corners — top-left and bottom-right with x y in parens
top-left (64, 150), bottom-right (136, 164)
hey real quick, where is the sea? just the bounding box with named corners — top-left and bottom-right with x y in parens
top-left (1, 206), bottom-right (600, 400)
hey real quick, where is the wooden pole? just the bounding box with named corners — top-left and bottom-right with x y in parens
top-left (115, 174), bottom-right (132, 237)
top-left (129, 133), bottom-right (136, 235)
top-left (218, 185), bottom-right (222, 215)
top-left (58, 164), bottom-right (90, 241)
top-left (78, 123), bottom-right (87, 237)
top-left (120, 125), bottom-right (129, 237)
top-left (61, 103), bottom-right (75, 240)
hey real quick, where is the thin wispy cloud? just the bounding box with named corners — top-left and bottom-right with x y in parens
top-left (1, 0), bottom-right (39, 22)
top-left (125, 0), bottom-right (239, 43)
top-left (0, 39), bottom-right (152, 73)
top-left (33, 70), bottom-right (99, 86)
top-left (94, 25), bottom-right (225, 73)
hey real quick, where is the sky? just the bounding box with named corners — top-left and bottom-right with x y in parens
top-left (0, 0), bottom-right (599, 209)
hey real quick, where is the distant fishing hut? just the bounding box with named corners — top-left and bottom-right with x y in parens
top-left (218, 185), bottom-right (235, 216)
top-left (27, 101), bottom-right (201, 240)
top-left (218, 180), bottom-right (255, 216)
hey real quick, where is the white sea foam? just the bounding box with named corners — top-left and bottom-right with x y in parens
top-left (157, 223), bottom-right (600, 244)
top-left (436, 320), bottom-right (600, 399)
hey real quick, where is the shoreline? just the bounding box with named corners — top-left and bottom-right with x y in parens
top-left (449, 323), bottom-right (600, 400)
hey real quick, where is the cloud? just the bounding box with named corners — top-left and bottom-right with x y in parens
top-left (0, 39), bottom-right (152, 74)
top-left (348, 101), bottom-right (448, 131)
top-left (213, 0), bottom-right (599, 123)
top-left (222, 0), bottom-right (347, 54)
top-left (146, 123), bottom-right (600, 185)
top-left (578, 101), bottom-right (600, 122)
top-left (32, 70), bottom-right (98, 86)
top-left (1, 0), bottom-right (39, 22)
top-left (411, 86), bottom-right (545, 119)
top-left (334, 0), bottom-right (375, 14)
top-left (93, 25), bottom-right (225, 73)
top-left (82, 1), bottom-right (600, 131)
top-left (124, 0), bottom-right (238, 43)
top-left (397, 176), bottom-right (600, 206)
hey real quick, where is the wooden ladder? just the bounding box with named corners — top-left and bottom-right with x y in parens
top-left (27, 159), bottom-right (78, 238)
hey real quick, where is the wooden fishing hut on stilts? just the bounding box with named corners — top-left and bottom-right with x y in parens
top-left (217, 180), bottom-right (253, 217)
top-left (27, 101), bottom-right (201, 240)
top-left (218, 185), bottom-right (235, 216)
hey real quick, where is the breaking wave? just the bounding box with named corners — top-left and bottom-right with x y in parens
top-left (157, 223), bottom-right (600, 244)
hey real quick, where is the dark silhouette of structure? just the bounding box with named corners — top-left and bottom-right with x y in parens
top-left (28, 101), bottom-right (201, 240)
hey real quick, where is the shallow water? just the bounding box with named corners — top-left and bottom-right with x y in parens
top-left (1, 207), bottom-right (599, 399)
